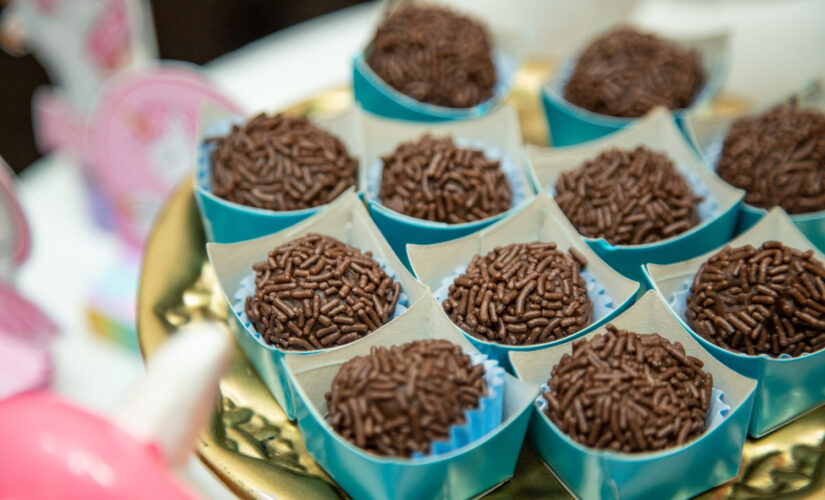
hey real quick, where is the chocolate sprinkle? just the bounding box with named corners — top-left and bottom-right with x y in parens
top-left (443, 242), bottom-right (593, 345)
top-left (326, 339), bottom-right (487, 457)
top-left (564, 28), bottom-right (705, 118)
top-left (716, 104), bottom-right (825, 214)
top-left (366, 5), bottom-right (496, 108)
top-left (555, 146), bottom-right (702, 245)
top-left (686, 241), bottom-right (825, 357)
top-left (542, 324), bottom-right (713, 453)
top-left (379, 134), bottom-right (512, 223)
top-left (244, 233), bottom-right (402, 351)
top-left (210, 113), bottom-right (358, 210)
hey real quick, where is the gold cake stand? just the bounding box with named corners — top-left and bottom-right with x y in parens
top-left (137, 61), bottom-right (825, 499)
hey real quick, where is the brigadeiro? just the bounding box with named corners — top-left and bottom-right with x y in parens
top-left (326, 339), bottom-right (487, 457)
top-left (443, 242), bottom-right (593, 345)
top-left (379, 134), bottom-right (512, 223)
top-left (685, 241), bottom-right (825, 357)
top-left (244, 233), bottom-right (402, 351)
top-left (716, 104), bottom-right (825, 214)
top-left (542, 324), bottom-right (714, 453)
top-left (209, 113), bottom-right (358, 211)
top-left (366, 5), bottom-right (496, 109)
top-left (564, 28), bottom-right (705, 118)
top-left (555, 146), bottom-right (703, 245)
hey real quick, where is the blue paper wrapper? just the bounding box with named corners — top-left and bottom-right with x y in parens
top-left (407, 193), bottom-right (640, 372)
top-left (527, 108), bottom-right (744, 282)
top-left (284, 296), bottom-right (539, 500)
top-left (360, 105), bottom-right (536, 269)
top-left (541, 30), bottom-right (730, 147)
top-left (509, 291), bottom-right (758, 500)
top-left (687, 85), bottom-right (825, 250)
top-left (193, 106), bottom-right (365, 243)
top-left (206, 192), bottom-right (430, 419)
top-left (643, 207), bottom-right (825, 436)
top-left (352, 8), bottom-right (529, 122)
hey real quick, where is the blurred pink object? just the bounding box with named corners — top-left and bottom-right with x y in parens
top-left (0, 334), bottom-right (51, 399)
top-left (0, 322), bottom-right (232, 499)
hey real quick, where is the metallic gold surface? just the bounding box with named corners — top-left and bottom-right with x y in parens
top-left (137, 63), bottom-right (822, 499)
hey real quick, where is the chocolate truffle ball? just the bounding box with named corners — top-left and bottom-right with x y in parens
top-left (564, 28), bottom-right (705, 118)
top-left (326, 339), bottom-right (487, 457)
top-left (379, 134), bottom-right (512, 223)
top-left (555, 146), bottom-right (702, 245)
top-left (686, 241), bottom-right (825, 357)
top-left (443, 242), bottom-right (593, 345)
top-left (366, 5), bottom-right (496, 108)
top-left (716, 105), bottom-right (825, 214)
top-left (209, 113), bottom-right (357, 210)
top-left (244, 233), bottom-right (402, 351)
top-left (542, 324), bottom-right (713, 453)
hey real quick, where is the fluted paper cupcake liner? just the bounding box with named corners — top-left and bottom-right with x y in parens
top-left (194, 104), bottom-right (366, 243)
top-left (541, 29), bottom-right (730, 146)
top-left (644, 207), bottom-right (825, 436)
top-left (510, 291), bottom-right (757, 500)
top-left (284, 296), bottom-right (539, 500)
top-left (527, 107), bottom-right (744, 281)
top-left (206, 192), bottom-right (429, 419)
top-left (683, 78), bottom-right (825, 251)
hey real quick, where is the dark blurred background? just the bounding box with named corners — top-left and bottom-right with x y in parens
top-left (0, 0), bottom-right (367, 173)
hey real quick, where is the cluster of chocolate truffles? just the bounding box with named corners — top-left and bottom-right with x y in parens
top-left (555, 146), bottom-right (702, 245)
top-left (367, 5), bottom-right (496, 108)
top-left (444, 242), bottom-right (593, 345)
top-left (686, 241), bottom-right (825, 357)
top-left (716, 104), bottom-right (825, 214)
top-left (210, 113), bottom-right (358, 210)
top-left (379, 134), bottom-right (512, 223)
top-left (564, 28), bottom-right (705, 118)
top-left (245, 233), bottom-right (402, 351)
top-left (326, 339), bottom-right (487, 457)
top-left (542, 325), bottom-right (713, 453)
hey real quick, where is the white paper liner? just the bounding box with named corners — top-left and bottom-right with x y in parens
top-left (536, 384), bottom-right (731, 446)
top-left (546, 160), bottom-right (719, 230)
top-left (433, 265), bottom-right (615, 341)
top-left (669, 277), bottom-right (801, 360)
top-left (367, 138), bottom-right (529, 225)
top-left (412, 352), bottom-right (505, 459)
top-left (233, 253), bottom-right (410, 348)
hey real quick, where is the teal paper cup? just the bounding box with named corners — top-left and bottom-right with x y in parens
top-left (541, 30), bottom-right (730, 147)
top-left (352, 6), bottom-right (529, 122)
top-left (510, 291), bottom-right (757, 500)
top-left (407, 193), bottom-right (639, 372)
top-left (361, 105), bottom-right (536, 268)
top-left (194, 105), bottom-right (366, 243)
top-left (644, 208), bottom-right (825, 437)
top-left (206, 192), bottom-right (429, 419)
top-left (683, 78), bottom-right (825, 248)
top-left (527, 107), bottom-right (744, 282)
top-left (284, 295), bottom-right (539, 500)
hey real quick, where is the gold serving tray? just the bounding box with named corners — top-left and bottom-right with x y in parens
top-left (137, 61), bottom-right (825, 499)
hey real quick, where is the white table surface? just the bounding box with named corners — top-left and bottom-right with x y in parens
top-left (11, 1), bottom-right (825, 497)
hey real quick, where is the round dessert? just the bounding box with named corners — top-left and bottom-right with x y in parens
top-left (244, 233), bottom-right (402, 351)
top-left (443, 242), bottom-right (593, 345)
top-left (564, 28), bottom-right (705, 118)
top-left (326, 339), bottom-right (487, 457)
top-left (716, 105), bottom-right (825, 214)
top-left (209, 113), bottom-right (358, 210)
top-left (555, 146), bottom-right (702, 245)
top-left (685, 241), bottom-right (825, 357)
top-left (366, 5), bottom-right (496, 108)
top-left (379, 134), bottom-right (512, 223)
top-left (542, 324), bottom-right (713, 453)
